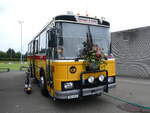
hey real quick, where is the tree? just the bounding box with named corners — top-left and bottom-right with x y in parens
top-left (6, 48), bottom-right (16, 58)
top-left (0, 48), bottom-right (26, 61)
top-left (15, 52), bottom-right (21, 58)
top-left (0, 51), bottom-right (7, 58)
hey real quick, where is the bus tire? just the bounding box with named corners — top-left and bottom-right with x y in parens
top-left (40, 70), bottom-right (48, 96)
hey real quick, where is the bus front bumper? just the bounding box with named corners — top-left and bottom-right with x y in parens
top-left (55, 83), bottom-right (117, 99)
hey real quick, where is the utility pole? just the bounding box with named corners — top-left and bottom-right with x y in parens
top-left (18, 20), bottom-right (24, 64)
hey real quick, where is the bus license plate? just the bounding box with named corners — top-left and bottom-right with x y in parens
top-left (68, 95), bottom-right (79, 99)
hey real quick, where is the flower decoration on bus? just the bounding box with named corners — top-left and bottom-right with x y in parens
top-left (81, 33), bottom-right (107, 71)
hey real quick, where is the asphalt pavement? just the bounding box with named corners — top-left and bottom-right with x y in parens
top-left (0, 71), bottom-right (150, 113)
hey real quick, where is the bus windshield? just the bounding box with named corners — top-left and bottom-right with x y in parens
top-left (57, 22), bottom-right (110, 59)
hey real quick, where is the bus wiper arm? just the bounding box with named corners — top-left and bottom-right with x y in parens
top-left (75, 57), bottom-right (84, 61)
top-left (86, 26), bottom-right (93, 50)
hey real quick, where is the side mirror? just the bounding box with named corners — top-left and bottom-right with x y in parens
top-left (48, 29), bottom-right (57, 48)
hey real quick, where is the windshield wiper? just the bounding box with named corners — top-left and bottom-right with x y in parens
top-left (87, 26), bottom-right (93, 48)
top-left (75, 57), bottom-right (84, 61)
top-left (84, 26), bottom-right (93, 51)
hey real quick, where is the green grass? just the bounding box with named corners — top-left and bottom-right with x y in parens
top-left (0, 61), bottom-right (28, 71)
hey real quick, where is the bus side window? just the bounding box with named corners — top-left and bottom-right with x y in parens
top-left (48, 30), bottom-right (51, 47)
top-left (47, 30), bottom-right (52, 58)
top-left (39, 31), bottom-right (46, 54)
top-left (32, 42), bottom-right (34, 55)
top-left (29, 43), bottom-right (31, 55)
top-left (28, 44), bottom-right (30, 56)
top-left (38, 36), bottom-right (40, 54)
top-left (30, 42), bottom-right (33, 55)
top-left (35, 40), bottom-right (38, 54)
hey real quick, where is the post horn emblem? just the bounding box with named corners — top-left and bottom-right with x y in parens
top-left (70, 66), bottom-right (76, 73)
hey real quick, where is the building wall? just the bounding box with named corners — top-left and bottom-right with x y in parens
top-left (111, 26), bottom-right (150, 79)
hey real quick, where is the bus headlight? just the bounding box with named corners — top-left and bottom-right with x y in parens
top-left (88, 76), bottom-right (94, 83)
top-left (108, 77), bottom-right (114, 83)
top-left (99, 75), bottom-right (105, 82)
top-left (64, 82), bottom-right (73, 89)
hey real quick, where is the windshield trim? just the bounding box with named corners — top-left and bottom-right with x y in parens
top-left (55, 20), bottom-right (110, 28)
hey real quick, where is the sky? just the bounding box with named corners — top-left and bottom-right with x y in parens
top-left (0, 0), bottom-right (150, 53)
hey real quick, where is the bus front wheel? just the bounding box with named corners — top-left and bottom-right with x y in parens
top-left (40, 71), bottom-right (48, 96)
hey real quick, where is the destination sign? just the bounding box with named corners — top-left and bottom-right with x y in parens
top-left (76, 17), bottom-right (98, 24)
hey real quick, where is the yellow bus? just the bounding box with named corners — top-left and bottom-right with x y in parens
top-left (27, 14), bottom-right (116, 100)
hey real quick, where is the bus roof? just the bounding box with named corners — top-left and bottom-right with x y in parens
top-left (55, 15), bottom-right (110, 26)
top-left (30, 15), bottom-right (110, 43)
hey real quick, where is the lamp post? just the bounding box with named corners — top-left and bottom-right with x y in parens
top-left (18, 20), bottom-right (24, 64)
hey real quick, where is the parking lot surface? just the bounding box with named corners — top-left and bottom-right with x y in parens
top-left (0, 71), bottom-right (150, 113)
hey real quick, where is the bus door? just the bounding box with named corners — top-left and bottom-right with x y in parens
top-left (46, 30), bottom-right (55, 92)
